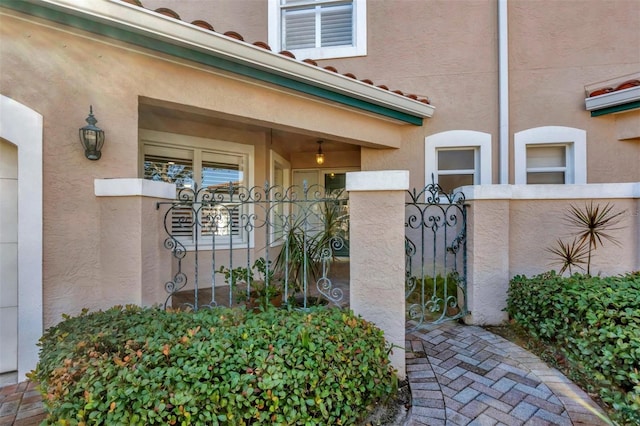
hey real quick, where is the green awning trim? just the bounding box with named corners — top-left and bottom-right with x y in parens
top-left (2, 0), bottom-right (424, 125)
top-left (590, 101), bottom-right (640, 117)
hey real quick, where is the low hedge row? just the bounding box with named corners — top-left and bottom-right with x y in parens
top-left (31, 306), bottom-right (396, 425)
top-left (507, 272), bottom-right (640, 425)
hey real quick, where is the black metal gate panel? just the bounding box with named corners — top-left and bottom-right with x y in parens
top-left (405, 179), bottom-right (467, 329)
top-left (156, 182), bottom-right (349, 311)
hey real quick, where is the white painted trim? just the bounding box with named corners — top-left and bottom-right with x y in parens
top-left (31, 0), bottom-right (433, 119)
top-left (267, 0), bottom-right (367, 61)
top-left (269, 149), bottom-right (291, 189)
top-left (498, 0), bottom-right (509, 184)
top-left (0, 95), bottom-right (43, 381)
top-left (94, 178), bottom-right (176, 198)
top-left (346, 170), bottom-right (409, 191)
top-left (460, 182), bottom-right (640, 200)
top-left (425, 130), bottom-right (492, 185)
top-left (514, 126), bottom-right (586, 184)
top-left (585, 86), bottom-right (640, 111)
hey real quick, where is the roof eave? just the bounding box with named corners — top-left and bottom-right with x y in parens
top-left (14, 0), bottom-right (435, 122)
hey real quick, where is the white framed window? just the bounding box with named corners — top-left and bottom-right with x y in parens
top-left (514, 126), bottom-right (586, 184)
top-left (140, 130), bottom-right (254, 249)
top-left (268, 0), bottom-right (367, 60)
top-left (425, 130), bottom-right (492, 193)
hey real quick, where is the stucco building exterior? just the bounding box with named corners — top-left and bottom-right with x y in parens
top-left (1, 0), bottom-right (638, 381)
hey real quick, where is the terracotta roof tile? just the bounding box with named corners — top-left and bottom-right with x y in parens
top-left (253, 41), bottom-right (272, 51)
top-left (130, 1), bottom-right (431, 105)
top-left (154, 7), bottom-right (180, 19)
top-left (191, 20), bottom-right (214, 31)
top-left (588, 79), bottom-right (640, 97)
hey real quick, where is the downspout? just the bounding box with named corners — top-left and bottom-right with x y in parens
top-left (498, 0), bottom-right (509, 184)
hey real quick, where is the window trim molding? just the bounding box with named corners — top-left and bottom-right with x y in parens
top-left (268, 0), bottom-right (367, 60)
top-left (514, 126), bottom-right (586, 185)
top-left (425, 130), bottom-right (492, 188)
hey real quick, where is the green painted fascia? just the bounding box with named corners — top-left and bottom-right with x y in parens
top-left (1, 0), bottom-right (423, 126)
top-left (590, 101), bottom-right (640, 117)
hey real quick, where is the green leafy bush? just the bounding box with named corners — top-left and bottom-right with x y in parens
top-left (30, 306), bottom-right (396, 425)
top-left (507, 272), bottom-right (640, 425)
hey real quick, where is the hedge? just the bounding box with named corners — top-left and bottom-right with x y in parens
top-left (507, 272), bottom-right (640, 425)
top-left (30, 306), bottom-right (396, 425)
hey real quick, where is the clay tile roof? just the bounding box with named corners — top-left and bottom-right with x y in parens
top-left (278, 50), bottom-right (296, 59)
top-left (253, 41), bottom-right (272, 51)
top-left (127, 1), bottom-right (431, 105)
top-left (154, 8), bottom-right (180, 20)
top-left (589, 79), bottom-right (640, 97)
top-left (191, 20), bottom-right (214, 31)
top-left (223, 31), bottom-right (244, 41)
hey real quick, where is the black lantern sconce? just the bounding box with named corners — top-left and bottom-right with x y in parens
top-left (316, 140), bottom-right (325, 165)
top-left (79, 106), bottom-right (105, 160)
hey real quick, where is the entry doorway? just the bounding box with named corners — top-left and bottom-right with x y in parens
top-left (292, 169), bottom-right (353, 258)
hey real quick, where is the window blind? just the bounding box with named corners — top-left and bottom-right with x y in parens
top-left (282, 1), bottom-right (354, 50)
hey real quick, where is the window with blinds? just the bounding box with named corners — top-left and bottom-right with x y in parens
top-left (143, 142), bottom-right (251, 247)
top-left (283, 1), bottom-right (353, 50)
top-left (270, 0), bottom-right (366, 60)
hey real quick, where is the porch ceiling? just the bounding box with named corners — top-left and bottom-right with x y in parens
top-left (139, 102), bottom-right (360, 154)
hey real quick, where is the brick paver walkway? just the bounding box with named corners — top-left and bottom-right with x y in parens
top-left (406, 322), bottom-right (610, 426)
top-left (1, 322), bottom-right (611, 425)
top-left (0, 381), bottom-right (45, 426)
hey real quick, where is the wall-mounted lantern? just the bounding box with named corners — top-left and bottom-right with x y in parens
top-left (79, 105), bottom-right (105, 160)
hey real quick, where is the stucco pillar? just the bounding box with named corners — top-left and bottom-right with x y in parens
top-left (464, 199), bottom-right (510, 325)
top-left (346, 170), bottom-right (408, 378)
top-left (95, 179), bottom-right (175, 308)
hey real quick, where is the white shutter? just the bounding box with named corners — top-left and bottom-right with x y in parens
top-left (282, 1), bottom-right (354, 50)
top-left (320, 3), bottom-right (353, 47)
top-left (283, 8), bottom-right (316, 50)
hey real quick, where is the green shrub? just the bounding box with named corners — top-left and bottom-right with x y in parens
top-left (30, 306), bottom-right (396, 425)
top-left (507, 272), bottom-right (640, 425)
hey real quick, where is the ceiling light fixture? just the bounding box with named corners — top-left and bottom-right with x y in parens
top-left (316, 140), bottom-right (325, 165)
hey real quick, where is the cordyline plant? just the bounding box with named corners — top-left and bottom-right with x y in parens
top-left (548, 201), bottom-right (626, 275)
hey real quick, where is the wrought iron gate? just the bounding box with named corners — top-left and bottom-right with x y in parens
top-left (156, 182), bottom-right (349, 311)
top-left (405, 179), bottom-right (467, 329)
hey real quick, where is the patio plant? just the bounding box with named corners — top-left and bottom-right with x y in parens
top-left (273, 194), bottom-right (348, 302)
top-left (217, 257), bottom-right (282, 310)
top-left (31, 305), bottom-right (396, 425)
top-left (507, 272), bottom-right (640, 425)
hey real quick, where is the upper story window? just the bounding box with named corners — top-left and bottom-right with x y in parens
top-left (425, 130), bottom-right (492, 194)
top-left (268, 0), bottom-right (367, 60)
top-left (514, 126), bottom-right (586, 184)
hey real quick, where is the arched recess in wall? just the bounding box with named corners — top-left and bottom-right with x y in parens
top-left (514, 126), bottom-right (586, 185)
top-left (0, 95), bottom-right (43, 381)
